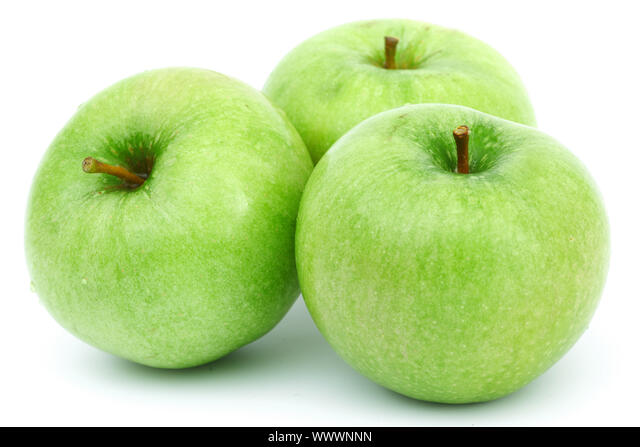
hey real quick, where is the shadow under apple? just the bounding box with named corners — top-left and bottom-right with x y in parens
top-left (64, 297), bottom-right (609, 418)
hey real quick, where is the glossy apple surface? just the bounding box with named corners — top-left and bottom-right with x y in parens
top-left (25, 68), bottom-right (313, 368)
top-left (264, 19), bottom-right (536, 163)
top-left (296, 104), bottom-right (609, 403)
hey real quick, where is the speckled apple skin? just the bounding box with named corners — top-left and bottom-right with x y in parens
top-left (25, 68), bottom-right (313, 368)
top-left (264, 19), bottom-right (536, 163)
top-left (296, 104), bottom-right (609, 403)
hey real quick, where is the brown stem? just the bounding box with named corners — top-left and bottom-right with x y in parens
top-left (453, 126), bottom-right (470, 174)
top-left (383, 36), bottom-right (399, 69)
top-left (82, 157), bottom-right (145, 186)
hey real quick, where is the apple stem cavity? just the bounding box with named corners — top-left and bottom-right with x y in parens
top-left (82, 157), bottom-right (146, 186)
top-left (453, 125), bottom-right (470, 174)
top-left (383, 36), bottom-right (399, 69)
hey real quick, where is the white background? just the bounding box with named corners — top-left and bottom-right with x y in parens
top-left (1, 0), bottom-right (639, 427)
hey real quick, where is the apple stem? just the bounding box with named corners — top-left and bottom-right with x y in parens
top-left (384, 36), bottom-right (399, 69)
top-left (453, 126), bottom-right (470, 174)
top-left (82, 157), bottom-right (145, 186)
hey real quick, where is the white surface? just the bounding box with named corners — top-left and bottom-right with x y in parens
top-left (1, 0), bottom-right (639, 426)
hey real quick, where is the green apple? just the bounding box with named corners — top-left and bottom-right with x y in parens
top-left (25, 68), bottom-right (313, 368)
top-left (296, 104), bottom-right (609, 403)
top-left (264, 19), bottom-right (536, 163)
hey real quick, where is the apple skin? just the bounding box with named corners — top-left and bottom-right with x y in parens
top-left (264, 19), bottom-right (536, 163)
top-left (25, 68), bottom-right (313, 368)
top-left (296, 104), bottom-right (609, 403)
